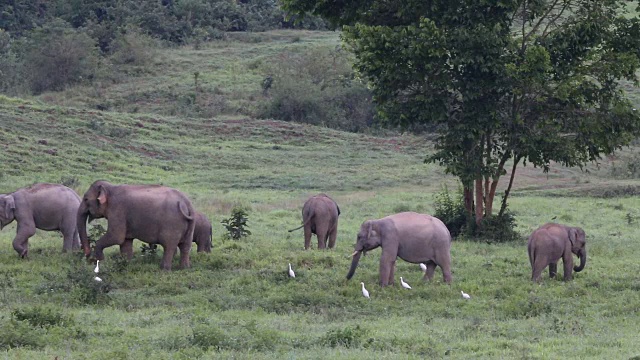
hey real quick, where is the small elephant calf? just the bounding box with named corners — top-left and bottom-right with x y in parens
top-left (527, 223), bottom-right (587, 282)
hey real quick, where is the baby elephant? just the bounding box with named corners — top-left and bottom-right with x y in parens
top-left (527, 223), bottom-right (587, 282)
top-left (0, 183), bottom-right (81, 257)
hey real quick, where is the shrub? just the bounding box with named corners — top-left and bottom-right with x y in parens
top-left (0, 319), bottom-right (45, 350)
top-left (259, 48), bottom-right (375, 132)
top-left (20, 19), bottom-right (101, 94)
top-left (109, 26), bottom-right (157, 66)
top-left (472, 210), bottom-right (521, 244)
top-left (320, 325), bottom-right (369, 348)
top-left (12, 306), bottom-right (74, 328)
top-left (433, 185), bottom-right (467, 237)
top-left (221, 206), bottom-right (251, 241)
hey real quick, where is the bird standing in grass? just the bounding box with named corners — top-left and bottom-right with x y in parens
top-left (400, 277), bottom-right (412, 289)
top-left (94, 276), bottom-right (102, 282)
top-left (419, 263), bottom-right (427, 272)
top-left (461, 290), bottom-right (471, 299)
top-left (360, 282), bottom-right (370, 298)
top-left (288, 263), bottom-right (295, 278)
top-left (94, 260), bottom-right (100, 274)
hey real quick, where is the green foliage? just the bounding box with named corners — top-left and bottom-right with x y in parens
top-left (258, 47), bottom-right (375, 132)
top-left (469, 211), bottom-right (521, 244)
top-left (221, 206), bottom-right (252, 241)
top-left (19, 19), bottom-right (101, 94)
top-left (12, 306), bottom-right (74, 328)
top-left (321, 325), bottom-right (369, 348)
top-left (0, 318), bottom-right (45, 350)
top-left (108, 26), bottom-right (157, 66)
top-left (433, 185), bottom-right (467, 237)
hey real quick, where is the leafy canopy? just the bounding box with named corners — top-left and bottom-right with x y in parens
top-left (283, 0), bottom-right (640, 222)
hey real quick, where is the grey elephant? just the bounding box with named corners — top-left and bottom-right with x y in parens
top-left (0, 183), bottom-right (81, 257)
top-left (347, 212), bottom-right (453, 286)
top-left (77, 180), bottom-right (195, 270)
top-left (527, 223), bottom-right (586, 282)
top-left (116, 211), bottom-right (211, 259)
top-left (193, 211), bottom-right (212, 253)
top-left (288, 193), bottom-right (340, 250)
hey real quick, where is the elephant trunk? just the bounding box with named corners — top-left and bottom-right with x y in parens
top-left (346, 251), bottom-right (362, 280)
top-left (574, 248), bottom-right (586, 272)
top-left (77, 202), bottom-right (91, 257)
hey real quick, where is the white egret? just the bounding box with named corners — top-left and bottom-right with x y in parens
top-left (94, 276), bottom-right (103, 282)
top-left (94, 260), bottom-right (100, 273)
top-left (288, 263), bottom-right (295, 278)
top-left (400, 277), bottom-right (412, 289)
top-left (419, 263), bottom-right (427, 272)
top-left (461, 290), bottom-right (471, 299)
top-left (360, 282), bottom-right (370, 299)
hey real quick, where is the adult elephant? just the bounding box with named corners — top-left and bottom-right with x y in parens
top-left (0, 183), bottom-right (81, 257)
top-left (77, 180), bottom-right (195, 270)
top-left (347, 212), bottom-right (452, 286)
top-left (288, 193), bottom-right (340, 250)
top-left (527, 223), bottom-right (586, 282)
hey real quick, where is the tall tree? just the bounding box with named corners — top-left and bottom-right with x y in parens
top-left (282, 0), bottom-right (640, 224)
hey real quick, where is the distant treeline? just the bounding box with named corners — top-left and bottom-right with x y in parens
top-left (0, 0), bottom-right (326, 50)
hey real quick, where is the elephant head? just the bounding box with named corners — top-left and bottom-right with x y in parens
top-left (77, 181), bottom-right (111, 257)
top-left (568, 226), bottom-right (587, 272)
top-left (0, 194), bottom-right (15, 230)
top-left (346, 220), bottom-right (383, 280)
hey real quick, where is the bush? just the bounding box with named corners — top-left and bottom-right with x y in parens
top-left (433, 185), bottom-right (467, 237)
top-left (12, 306), bottom-right (74, 328)
top-left (221, 206), bottom-right (251, 241)
top-left (109, 26), bottom-right (157, 66)
top-left (433, 185), bottom-right (520, 242)
top-left (19, 19), bottom-right (101, 94)
top-left (320, 325), bottom-right (369, 348)
top-left (0, 319), bottom-right (45, 350)
top-left (259, 48), bottom-right (375, 132)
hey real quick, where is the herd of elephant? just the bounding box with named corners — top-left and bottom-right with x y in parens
top-left (0, 183), bottom-right (586, 284)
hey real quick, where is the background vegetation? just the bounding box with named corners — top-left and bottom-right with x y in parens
top-left (1, 5), bottom-right (640, 358)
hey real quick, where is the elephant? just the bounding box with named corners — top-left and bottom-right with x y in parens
top-left (288, 193), bottom-right (340, 250)
top-left (0, 183), bottom-right (81, 257)
top-left (193, 211), bottom-right (212, 253)
top-left (115, 211), bottom-right (211, 259)
top-left (77, 180), bottom-right (195, 270)
top-left (347, 212), bottom-right (453, 286)
top-left (527, 223), bottom-right (586, 282)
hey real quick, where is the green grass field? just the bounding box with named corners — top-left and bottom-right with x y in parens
top-left (2, 31), bottom-right (640, 359)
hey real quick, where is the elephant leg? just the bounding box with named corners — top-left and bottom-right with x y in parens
top-left (439, 261), bottom-right (453, 284)
top-left (562, 253), bottom-right (573, 281)
top-left (95, 225), bottom-right (126, 261)
top-left (120, 239), bottom-right (134, 260)
top-left (423, 261), bottom-right (437, 281)
top-left (327, 226), bottom-right (337, 249)
top-left (178, 241), bottom-right (192, 269)
top-left (13, 224), bottom-right (36, 258)
top-left (379, 249), bottom-right (398, 287)
top-left (531, 257), bottom-right (546, 282)
top-left (60, 225), bottom-right (77, 252)
top-left (316, 227), bottom-right (328, 250)
top-left (160, 245), bottom-right (176, 270)
top-left (548, 263), bottom-right (557, 278)
top-left (388, 260), bottom-right (396, 286)
top-left (303, 225), bottom-right (312, 250)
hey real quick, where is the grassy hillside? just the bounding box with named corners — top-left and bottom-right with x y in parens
top-left (1, 31), bottom-right (640, 359)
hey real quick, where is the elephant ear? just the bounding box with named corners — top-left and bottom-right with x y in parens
top-left (3, 195), bottom-right (15, 220)
top-left (568, 227), bottom-right (578, 247)
top-left (97, 185), bottom-right (108, 206)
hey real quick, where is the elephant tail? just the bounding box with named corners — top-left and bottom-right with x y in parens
top-left (179, 201), bottom-right (196, 246)
top-left (288, 212), bottom-right (314, 232)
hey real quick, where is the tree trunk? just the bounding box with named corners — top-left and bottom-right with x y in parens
top-left (499, 155), bottom-right (522, 217)
top-left (463, 186), bottom-right (474, 216)
top-left (475, 177), bottom-right (484, 225)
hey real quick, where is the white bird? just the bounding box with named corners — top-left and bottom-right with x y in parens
top-left (419, 263), bottom-right (427, 272)
top-left (360, 282), bottom-right (370, 299)
top-left (400, 277), bottom-right (412, 289)
top-left (94, 260), bottom-right (100, 274)
top-left (461, 290), bottom-right (471, 299)
top-left (94, 276), bottom-right (103, 282)
top-left (288, 263), bottom-right (295, 278)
